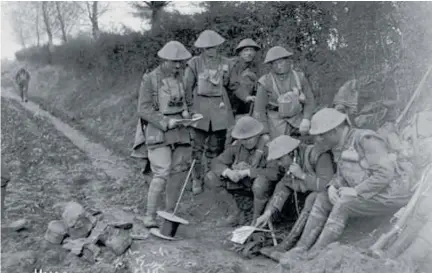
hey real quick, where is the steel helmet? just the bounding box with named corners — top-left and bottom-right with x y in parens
top-left (194, 30), bottom-right (225, 48)
top-left (264, 46), bottom-right (294, 64)
top-left (235, 38), bottom-right (261, 53)
top-left (231, 116), bottom-right (264, 140)
top-left (157, 41), bottom-right (192, 61)
top-left (267, 135), bottom-right (301, 161)
top-left (309, 108), bottom-right (348, 135)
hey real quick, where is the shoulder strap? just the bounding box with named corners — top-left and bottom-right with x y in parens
top-left (292, 70), bottom-right (302, 91)
top-left (269, 73), bottom-right (281, 97)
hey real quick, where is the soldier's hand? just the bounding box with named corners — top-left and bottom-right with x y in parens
top-left (225, 169), bottom-right (242, 183)
top-left (181, 110), bottom-right (191, 119)
top-left (237, 169), bottom-right (250, 178)
top-left (338, 187), bottom-right (358, 198)
top-left (168, 118), bottom-right (180, 129)
top-left (255, 210), bottom-right (272, 228)
top-left (328, 185), bottom-right (340, 205)
top-left (245, 96), bottom-right (256, 103)
top-left (299, 118), bottom-right (311, 135)
top-left (289, 163), bottom-right (306, 180)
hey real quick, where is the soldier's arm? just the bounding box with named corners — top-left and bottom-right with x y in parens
top-left (301, 73), bottom-right (316, 120)
top-left (327, 169), bottom-right (348, 188)
top-left (268, 181), bottom-right (291, 213)
top-left (234, 74), bottom-right (255, 102)
top-left (304, 152), bottom-right (335, 192)
top-left (183, 61), bottom-right (196, 112)
top-left (211, 145), bottom-right (237, 177)
top-left (137, 73), bottom-right (170, 131)
top-left (253, 84), bottom-right (269, 132)
top-left (354, 136), bottom-right (396, 199)
top-left (256, 159), bottom-right (283, 182)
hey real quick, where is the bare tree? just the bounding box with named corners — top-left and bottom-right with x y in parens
top-left (79, 1), bottom-right (109, 40)
top-left (55, 2), bottom-right (68, 42)
top-left (42, 1), bottom-right (54, 49)
top-left (34, 2), bottom-right (41, 47)
top-left (130, 1), bottom-right (171, 32)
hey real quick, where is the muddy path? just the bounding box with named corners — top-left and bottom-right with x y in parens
top-left (1, 88), bottom-right (277, 273)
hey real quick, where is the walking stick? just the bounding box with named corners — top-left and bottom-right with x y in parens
top-left (150, 159), bottom-right (196, 240)
top-left (173, 159), bottom-right (196, 215)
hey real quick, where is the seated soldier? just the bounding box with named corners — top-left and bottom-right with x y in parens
top-left (279, 108), bottom-right (414, 269)
top-left (254, 135), bottom-right (335, 260)
top-left (205, 116), bottom-right (272, 226)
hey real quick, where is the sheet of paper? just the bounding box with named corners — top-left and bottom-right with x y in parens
top-left (230, 226), bottom-right (257, 245)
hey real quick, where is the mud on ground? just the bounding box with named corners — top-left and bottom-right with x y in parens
top-left (1, 93), bottom-right (278, 273)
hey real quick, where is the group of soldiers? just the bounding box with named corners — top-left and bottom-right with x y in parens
top-left (135, 29), bottom-right (416, 266)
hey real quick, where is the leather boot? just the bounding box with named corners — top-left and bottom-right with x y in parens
top-left (165, 172), bottom-right (185, 213)
top-left (192, 154), bottom-right (204, 195)
top-left (262, 212), bottom-right (326, 263)
top-left (143, 177), bottom-right (165, 228)
top-left (251, 198), bottom-right (268, 225)
top-left (308, 218), bottom-right (344, 253)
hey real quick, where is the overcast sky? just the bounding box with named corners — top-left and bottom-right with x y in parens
top-left (1, 1), bottom-right (203, 60)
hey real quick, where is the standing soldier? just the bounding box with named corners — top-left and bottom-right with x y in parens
top-left (205, 116), bottom-right (273, 226)
top-left (254, 135), bottom-right (335, 260)
top-left (253, 46), bottom-right (315, 139)
top-left (279, 108), bottom-right (413, 268)
top-left (138, 41), bottom-right (194, 228)
top-left (184, 30), bottom-right (236, 195)
top-left (15, 67), bottom-right (30, 102)
top-left (228, 38), bottom-right (261, 116)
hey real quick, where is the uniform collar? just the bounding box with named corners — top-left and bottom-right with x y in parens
top-left (331, 126), bottom-right (350, 161)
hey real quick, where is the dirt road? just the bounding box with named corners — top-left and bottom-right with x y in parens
top-left (1, 88), bottom-right (277, 273)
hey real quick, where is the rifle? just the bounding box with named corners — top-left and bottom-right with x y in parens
top-left (395, 65), bottom-right (432, 126)
top-left (369, 164), bottom-right (432, 257)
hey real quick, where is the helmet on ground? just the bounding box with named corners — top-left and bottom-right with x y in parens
top-left (157, 41), bottom-right (192, 61)
top-left (264, 46), bottom-right (294, 64)
top-left (267, 135), bottom-right (300, 161)
top-left (231, 116), bottom-right (264, 140)
top-left (235, 38), bottom-right (261, 53)
top-left (194, 30), bottom-right (225, 48)
top-left (309, 108), bottom-right (348, 135)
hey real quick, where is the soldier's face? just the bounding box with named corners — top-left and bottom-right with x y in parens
top-left (242, 136), bottom-right (259, 149)
top-left (278, 154), bottom-right (293, 167)
top-left (165, 60), bottom-right (182, 74)
top-left (314, 128), bottom-right (340, 151)
top-left (204, 47), bottom-right (218, 58)
top-left (239, 47), bottom-right (257, 63)
top-left (272, 58), bottom-right (293, 74)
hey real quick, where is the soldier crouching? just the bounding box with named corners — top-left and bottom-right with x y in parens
top-left (204, 116), bottom-right (272, 226)
top-left (137, 41), bottom-right (195, 228)
top-left (279, 108), bottom-right (414, 269)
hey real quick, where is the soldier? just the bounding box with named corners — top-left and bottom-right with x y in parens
top-left (205, 116), bottom-right (273, 226)
top-left (15, 67), bottom-right (30, 102)
top-left (138, 41), bottom-right (194, 228)
top-left (254, 135), bottom-right (335, 259)
top-left (279, 108), bottom-right (413, 268)
top-left (253, 46), bottom-right (315, 139)
top-left (184, 30), bottom-right (236, 195)
top-left (228, 38), bottom-right (261, 116)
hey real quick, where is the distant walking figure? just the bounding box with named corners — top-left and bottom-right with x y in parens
top-left (15, 68), bottom-right (30, 102)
